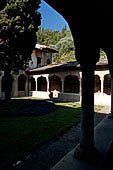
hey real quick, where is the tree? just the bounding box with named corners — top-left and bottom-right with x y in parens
top-left (52, 34), bottom-right (75, 63)
top-left (0, 0), bottom-right (41, 101)
top-left (61, 24), bottom-right (67, 37)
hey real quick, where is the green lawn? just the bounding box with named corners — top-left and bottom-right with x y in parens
top-left (0, 99), bottom-right (101, 169)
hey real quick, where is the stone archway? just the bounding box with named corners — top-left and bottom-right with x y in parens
top-left (49, 75), bottom-right (62, 92)
top-left (104, 74), bottom-right (111, 95)
top-left (2, 75), bottom-right (13, 93)
top-left (31, 77), bottom-right (36, 91)
top-left (64, 75), bottom-right (79, 93)
top-left (37, 76), bottom-right (47, 91)
top-left (94, 75), bottom-right (101, 93)
top-left (18, 75), bottom-right (27, 91)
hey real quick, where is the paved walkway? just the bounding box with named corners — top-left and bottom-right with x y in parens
top-left (50, 105), bottom-right (113, 170)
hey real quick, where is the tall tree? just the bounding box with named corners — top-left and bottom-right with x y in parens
top-left (0, 0), bottom-right (41, 101)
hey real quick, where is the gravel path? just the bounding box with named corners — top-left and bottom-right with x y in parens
top-left (14, 106), bottom-right (110, 170)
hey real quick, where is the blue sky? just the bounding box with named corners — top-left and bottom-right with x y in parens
top-left (39, 0), bottom-right (70, 32)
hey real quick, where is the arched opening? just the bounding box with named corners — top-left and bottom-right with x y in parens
top-left (49, 75), bottom-right (62, 92)
top-left (18, 75), bottom-right (27, 91)
top-left (37, 57), bottom-right (41, 67)
top-left (64, 75), bottom-right (79, 93)
top-left (37, 76), bottom-right (47, 91)
top-left (104, 74), bottom-right (111, 95)
top-left (2, 76), bottom-right (5, 92)
top-left (47, 59), bottom-right (51, 65)
top-left (31, 77), bottom-right (36, 91)
top-left (94, 75), bottom-right (101, 93)
top-left (2, 75), bottom-right (13, 92)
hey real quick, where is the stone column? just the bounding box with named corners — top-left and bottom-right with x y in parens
top-left (12, 76), bottom-right (18, 97)
top-left (74, 65), bottom-right (100, 162)
top-left (79, 72), bottom-right (82, 104)
top-left (108, 76), bottom-right (113, 119)
top-left (107, 53), bottom-right (113, 119)
top-left (0, 77), bottom-right (2, 98)
top-left (46, 76), bottom-right (49, 92)
top-left (25, 76), bottom-right (28, 96)
top-left (34, 77), bottom-right (37, 91)
top-left (61, 77), bottom-right (64, 93)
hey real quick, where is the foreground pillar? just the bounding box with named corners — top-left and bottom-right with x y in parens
top-left (108, 76), bottom-right (113, 119)
top-left (74, 65), bottom-right (100, 162)
top-left (107, 52), bottom-right (113, 119)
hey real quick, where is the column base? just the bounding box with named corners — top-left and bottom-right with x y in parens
top-left (108, 113), bottom-right (113, 119)
top-left (74, 144), bottom-right (101, 163)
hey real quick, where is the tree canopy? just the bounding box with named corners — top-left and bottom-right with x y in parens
top-left (0, 0), bottom-right (41, 100)
top-left (0, 0), bottom-right (41, 72)
top-left (37, 25), bottom-right (76, 63)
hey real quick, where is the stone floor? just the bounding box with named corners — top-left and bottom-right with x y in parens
top-left (14, 105), bottom-right (110, 170)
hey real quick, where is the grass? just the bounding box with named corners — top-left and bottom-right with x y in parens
top-left (0, 98), bottom-right (102, 169)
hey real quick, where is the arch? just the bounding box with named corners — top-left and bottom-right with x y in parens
top-left (18, 75), bottom-right (27, 91)
top-left (37, 57), bottom-right (41, 67)
top-left (64, 75), bottom-right (79, 93)
top-left (47, 59), bottom-right (51, 65)
top-left (2, 75), bottom-right (13, 92)
top-left (94, 75), bottom-right (101, 93)
top-left (31, 77), bottom-right (36, 91)
top-left (37, 76), bottom-right (47, 91)
top-left (104, 74), bottom-right (111, 95)
top-left (49, 75), bottom-right (62, 92)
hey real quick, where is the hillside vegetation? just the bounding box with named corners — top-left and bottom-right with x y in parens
top-left (36, 26), bottom-right (107, 64)
top-left (36, 25), bottom-right (75, 63)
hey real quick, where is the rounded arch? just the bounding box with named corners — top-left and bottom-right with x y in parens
top-left (49, 75), bottom-right (62, 92)
top-left (94, 75), bottom-right (101, 93)
top-left (37, 76), bottom-right (47, 91)
top-left (2, 74), bottom-right (13, 92)
top-left (47, 59), bottom-right (51, 65)
top-left (31, 77), bottom-right (36, 91)
top-left (18, 74), bottom-right (27, 91)
top-left (104, 74), bottom-right (111, 95)
top-left (37, 57), bottom-right (41, 67)
top-left (64, 75), bottom-right (79, 93)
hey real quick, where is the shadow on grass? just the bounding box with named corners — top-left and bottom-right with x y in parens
top-left (0, 99), bottom-right (57, 117)
top-left (0, 101), bottom-right (81, 170)
top-left (0, 99), bottom-right (107, 170)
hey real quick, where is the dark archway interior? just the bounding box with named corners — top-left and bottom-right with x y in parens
top-left (104, 74), bottom-right (111, 95)
top-left (49, 75), bottom-right (62, 92)
top-left (2, 75), bottom-right (13, 92)
top-left (18, 75), bottom-right (26, 91)
top-left (94, 75), bottom-right (101, 93)
top-left (31, 77), bottom-right (36, 91)
top-left (64, 75), bottom-right (79, 93)
top-left (37, 76), bottom-right (47, 91)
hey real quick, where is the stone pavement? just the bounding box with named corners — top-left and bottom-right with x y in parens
top-left (50, 106), bottom-right (113, 170)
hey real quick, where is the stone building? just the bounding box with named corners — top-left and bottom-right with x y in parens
top-left (28, 58), bottom-right (111, 106)
top-left (0, 44), bottom-right (58, 99)
top-left (0, 44), bottom-right (111, 106)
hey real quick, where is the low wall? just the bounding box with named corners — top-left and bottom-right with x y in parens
top-left (18, 91), bottom-right (27, 97)
top-left (58, 93), bottom-right (80, 102)
top-left (94, 93), bottom-right (111, 106)
top-left (31, 91), bottom-right (50, 99)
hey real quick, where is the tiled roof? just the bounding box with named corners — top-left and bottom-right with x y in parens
top-left (35, 44), bottom-right (58, 53)
top-left (28, 59), bottom-right (109, 74)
